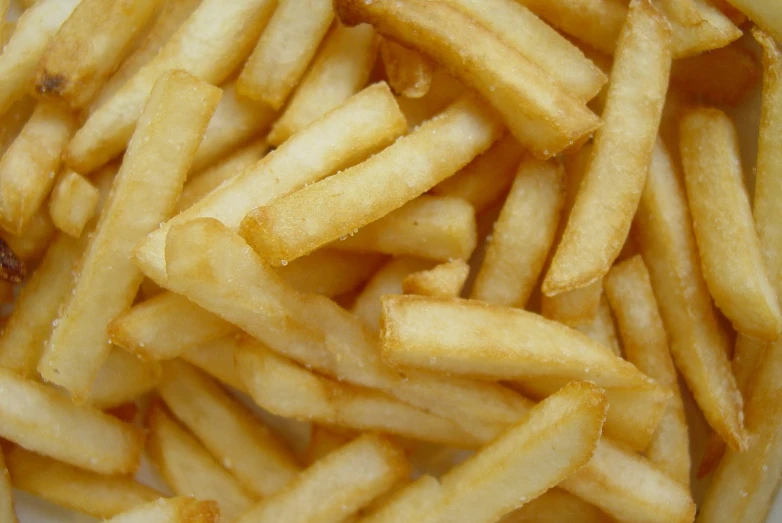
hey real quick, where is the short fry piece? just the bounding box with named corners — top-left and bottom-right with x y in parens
top-left (48, 170), bottom-right (99, 238)
top-left (105, 497), bottom-right (219, 523)
top-left (402, 260), bottom-right (469, 298)
top-left (0, 449), bottom-right (15, 523)
top-left (380, 39), bottom-right (434, 98)
top-left (6, 446), bottom-right (161, 518)
top-left (543, 0), bottom-right (672, 295)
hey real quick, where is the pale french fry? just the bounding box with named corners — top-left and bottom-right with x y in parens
top-left (574, 296), bottom-right (622, 357)
top-left (39, 71), bottom-right (221, 399)
top-left (333, 195), bottom-right (477, 262)
top-left (164, 218), bottom-right (531, 439)
top-left (146, 405), bottom-right (256, 521)
top-left (190, 82), bottom-right (276, 173)
top-left (679, 107), bottom-right (782, 341)
top-left (723, 0), bottom-right (782, 42)
top-left (177, 140), bottom-right (268, 214)
top-left (672, 44), bottom-right (760, 106)
top-left (471, 156), bottom-right (564, 308)
top-left (0, 97), bottom-right (35, 158)
top-left (0, 102), bottom-right (76, 235)
top-left (438, 0), bottom-right (607, 102)
top-left (236, 433), bottom-right (407, 523)
top-left (0, 448), bottom-right (15, 523)
top-left (395, 69), bottom-right (465, 130)
top-left (543, 0), bottom-right (672, 296)
top-left (500, 488), bottom-right (613, 523)
top-left (380, 295), bottom-right (658, 390)
top-left (48, 170), bottom-right (100, 238)
top-left (106, 497), bottom-right (219, 523)
top-left (0, 367), bottom-right (143, 474)
top-left (267, 24), bottom-right (378, 146)
top-left (134, 82), bottom-right (407, 285)
top-left (402, 260), bottom-right (469, 298)
top-left (335, 0), bottom-right (602, 158)
top-left (604, 256), bottom-right (691, 485)
top-left (32, 0), bottom-right (159, 109)
top-left (236, 0), bottom-right (334, 109)
top-left (66, 0), bottom-right (277, 173)
top-left (160, 361), bottom-right (301, 497)
top-left (182, 335), bottom-right (247, 392)
top-left (0, 201), bottom-right (55, 263)
top-left (352, 256), bottom-right (433, 331)
top-left (430, 133), bottom-right (523, 213)
top-left (6, 446), bottom-right (161, 518)
top-left (236, 341), bottom-right (480, 447)
top-left (87, 348), bottom-right (160, 409)
top-left (633, 139), bottom-right (746, 450)
top-left (380, 39), bottom-right (434, 98)
top-left (243, 95), bottom-right (501, 265)
top-left (0, 0), bottom-right (80, 117)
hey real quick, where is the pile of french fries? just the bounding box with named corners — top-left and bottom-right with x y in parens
top-left (0, 0), bottom-right (780, 521)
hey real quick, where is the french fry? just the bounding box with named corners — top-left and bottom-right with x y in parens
top-left (333, 195), bottom-right (477, 262)
top-left (48, 170), bottom-right (100, 238)
top-left (66, 0), bottom-right (277, 173)
top-left (236, 341), bottom-right (480, 447)
top-left (0, 202), bottom-right (56, 263)
top-left (32, 0), bottom-right (159, 110)
top-left (380, 39), bottom-right (434, 98)
top-left (134, 82), bottom-right (407, 285)
top-left (430, 134), bottom-right (523, 213)
top-left (604, 256), bottom-right (691, 485)
top-left (106, 497), bottom-right (219, 523)
top-left (438, 0), bottom-right (607, 102)
top-left (380, 295), bottom-right (658, 390)
top-left (723, 0), bottom-right (782, 42)
top-left (679, 106), bottom-right (782, 341)
top-left (190, 82), bottom-right (276, 173)
top-left (236, 433), bottom-right (408, 523)
top-left (0, 97), bottom-right (35, 158)
top-left (402, 260), bottom-right (469, 298)
top-left (656, 0), bottom-right (704, 25)
top-left (360, 475), bottom-right (442, 523)
top-left (335, 0), bottom-right (602, 158)
top-left (352, 256), bottom-right (433, 331)
top-left (305, 426), bottom-right (354, 464)
top-left (662, 0), bottom-right (743, 58)
top-left (177, 140), bottom-right (268, 214)
top-left (543, 0), bottom-right (672, 296)
top-left (268, 23), bottom-right (379, 146)
top-left (242, 95), bottom-right (501, 265)
top-left (6, 446), bottom-right (161, 518)
top-left (277, 249), bottom-right (386, 298)
top-left (182, 335), bottom-right (247, 392)
top-left (0, 367), bottom-right (143, 474)
top-left (236, 0), bottom-right (334, 109)
top-left (0, 0), bottom-right (81, 117)
top-left (395, 69), bottom-right (465, 130)
top-left (574, 296), bottom-right (622, 357)
top-left (633, 139), bottom-right (746, 450)
top-left (160, 361), bottom-right (301, 497)
top-left (500, 488), bottom-right (613, 523)
top-left (0, 448), bottom-right (15, 523)
top-left (39, 71), bottom-right (221, 399)
top-left (87, 348), bottom-right (160, 409)
top-left (671, 44), bottom-right (761, 106)
top-left (0, 102), bottom-right (76, 235)
top-left (471, 156), bottom-right (564, 308)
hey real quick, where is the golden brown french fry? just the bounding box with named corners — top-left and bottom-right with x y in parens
top-left (48, 170), bottom-right (99, 238)
top-left (0, 102), bottom-right (76, 235)
top-left (105, 497), bottom-right (219, 523)
top-left (604, 256), bottom-right (691, 485)
top-left (177, 140), bottom-right (268, 214)
top-left (236, 0), bottom-right (334, 109)
top-left (380, 38), bottom-right (434, 98)
top-left (543, 0), bottom-right (672, 296)
top-left (39, 71), bottom-right (220, 399)
top-left (134, 82), bottom-right (407, 285)
top-left (430, 133), bottom-right (523, 213)
top-left (0, 206), bottom-right (55, 263)
top-left (86, 348), bottom-right (160, 409)
top-left (305, 426), bottom-right (354, 464)
top-left (190, 82), bottom-right (276, 173)
top-left (0, 96), bottom-right (35, 161)
top-left (160, 361), bottom-right (301, 497)
top-left (0, 0), bottom-right (80, 117)
top-left (236, 341), bottom-right (480, 447)
top-left (6, 446), bottom-right (161, 518)
top-left (244, 95), bottom-right (501, 265)
top-left (672, 44), bottom-right (760, 106)
top-left (332, 195), bottom-right (477, 262)
top-left (471, 156), bottom-right (564, 308)
top-left (0, 448), bottom-right (15, 523)
top-left (146, 404), bottom-right (256, 521)
top-left (66, 0), bottom-right (277, 173)
top-left (182, 335), bottom-right (247, 393)
top-left (723, 0), bottom-right (782, 42)
top-left (680, 107), bottom-right (782, 341)
top-left (380, 295), bottom-right (658, 390)
top-left (0, 367), bottom-right (143, 474)
top-left (335, 0), bottom-right (602, 158)
top-left (633, 139), bottom-right (746, 450)
top-left (402, 260), bottom-right (469, 298)
top-left (236, 433), bottom-right (407, 523)
top-left (32, 0), bottom-right (159, 109)
top-left (438, 0), bottom-right (607, 102)
top-left (500, 489), bottom-right (613, 523)
top-left (574, 296), bottom-right (622, 357)
top-left (395, 69), bottom-right (465, 130)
